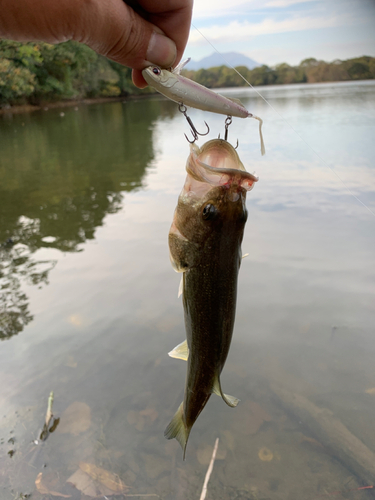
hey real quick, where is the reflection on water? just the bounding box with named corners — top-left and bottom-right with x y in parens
top-left (0, 99), bottom-right (170, 338)
top-left (0, 82), bottom-right (375, 499)
top-left (0, 238), bottom-right (53, 338)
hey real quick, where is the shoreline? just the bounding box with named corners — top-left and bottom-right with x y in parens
top-left (1, 79), bottom-right (373, 116)
top-left (0, 93), bottom-right (153, 116)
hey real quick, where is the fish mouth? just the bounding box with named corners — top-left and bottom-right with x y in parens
top-left (187, 139), bottom-right (258, 192)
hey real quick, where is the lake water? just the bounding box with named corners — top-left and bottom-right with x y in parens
top-left (0, 80), bottom-right (375, 499)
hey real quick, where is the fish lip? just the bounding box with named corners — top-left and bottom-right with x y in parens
top-left (186, 140), bottom-right (258, 191)
top-left (196, 159), bottom-right (259, 183)
top-left (193, 139), bottom-right (259, 183)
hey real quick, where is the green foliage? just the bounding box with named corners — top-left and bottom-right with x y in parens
top-left (0, 58), bottom-right (36, 103)
top-left (0, 39), bottom-right (136, 105)
top-left (182, 56), bottom-right (375, 89)
top-left (1, 38), bottom-right (374, 107)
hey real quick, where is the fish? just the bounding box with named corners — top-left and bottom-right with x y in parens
top-left (142, 61), bottom-right (265, 155)
top-left (165, 138), bottom-right (258, 457)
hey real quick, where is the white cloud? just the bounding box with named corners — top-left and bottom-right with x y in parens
top-left (192, 0), bottom-right (317, 19)
top-left (189, 13), bottom-right (350, 45)
top-left (265, 0), bottom-right (315, 7)
top-left (193, 0), bottom-right (257, 18)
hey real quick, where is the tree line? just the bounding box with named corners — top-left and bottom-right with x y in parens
top-left (1, 39), bottom-right (374, 107)
top-left (0, 39), bottom-right (148, 107)
top-left (182, 56), bottom-right (375, 88)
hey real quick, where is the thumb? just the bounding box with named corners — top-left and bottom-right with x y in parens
top-left (75, 0), bottom-right (177, 72)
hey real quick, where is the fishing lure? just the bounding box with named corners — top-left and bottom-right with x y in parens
top-left (142, 59), bottom-right (265, 154)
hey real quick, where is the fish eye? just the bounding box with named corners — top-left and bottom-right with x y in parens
top-left (202, 203), bottom-right (217, 221)
top-left (152, 66), bottom-right (161, 75)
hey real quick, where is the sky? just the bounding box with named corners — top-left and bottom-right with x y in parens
top-left (185, 0), bottom-right (375, 66)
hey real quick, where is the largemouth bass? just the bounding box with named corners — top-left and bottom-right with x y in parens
top-left (165, 139), bottom-right (258, 457)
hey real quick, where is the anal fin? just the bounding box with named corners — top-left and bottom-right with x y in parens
top-left (212, 377), bottom-right (240, 408)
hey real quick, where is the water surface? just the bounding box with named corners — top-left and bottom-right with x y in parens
top-left (1, 80), bottom-right (375, 499)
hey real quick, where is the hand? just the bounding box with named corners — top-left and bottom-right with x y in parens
top-left (0, 0), bottom-right (193, 88)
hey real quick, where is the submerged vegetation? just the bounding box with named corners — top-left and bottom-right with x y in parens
top-left (0, 39), bottom-right (374, 107)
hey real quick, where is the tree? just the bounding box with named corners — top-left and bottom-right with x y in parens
top-left (0, 58), bottom-right (35, 103)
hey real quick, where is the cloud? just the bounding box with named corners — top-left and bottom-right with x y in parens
top-left (193, 0), bottom-right (253, 17)
top-left (265, 0), bottom-right (314, 6)
top-left (189, 14), bottom-right (350, 45)
top-left (192, 0), bottom-right (317, 19)
top-left (192, 0), bottom-right (270, 19)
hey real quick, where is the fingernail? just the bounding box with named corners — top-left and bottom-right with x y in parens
top-left (146, 32), bottom-right (177, 68)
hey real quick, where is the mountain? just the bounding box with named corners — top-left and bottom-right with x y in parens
top-left (185, 52), bottom-right (261, 71)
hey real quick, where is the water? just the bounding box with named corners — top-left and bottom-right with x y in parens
top-left (0, 80), bottom-right (374, 499)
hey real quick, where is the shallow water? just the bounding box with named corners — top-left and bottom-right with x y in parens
top-left (0, 80), bottom-right (375, 499)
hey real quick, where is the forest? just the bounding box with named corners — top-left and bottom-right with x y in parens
top-left (1, 39), bottom-right (374, 107)
top-left (182, 55), bottom-right (375, 88)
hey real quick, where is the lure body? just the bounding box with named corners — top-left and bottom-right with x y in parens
top-left (142, 65), bottom-right (251, 118)
top-left (142, 62), bottom-right (265, 155)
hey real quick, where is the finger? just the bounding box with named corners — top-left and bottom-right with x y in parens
top-left (75, 0), bottom-right (177, 70)
top-left (134, 0), bottom-right (193, 66)
top-left (132, 69), bottom-right (148, 89)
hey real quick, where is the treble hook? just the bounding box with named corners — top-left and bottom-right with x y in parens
top-left (224, 115), bottom-right (232, 141)
top-left (217, 135), bottom-right (239, 149)
top-left (218, 115), bottom-right (239, 149)
top-left (178, 103), bottom-right (209, 143)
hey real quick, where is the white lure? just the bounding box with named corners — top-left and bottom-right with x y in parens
top-left (142, 59), bottom-right (265, 155)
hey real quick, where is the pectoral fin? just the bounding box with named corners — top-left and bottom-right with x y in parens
top-left (169, 225), bottom-right (199, 272)
top-left (213, 377), bottom-right (240, 407)
top-left (168, 340), bottom-right (189, 361)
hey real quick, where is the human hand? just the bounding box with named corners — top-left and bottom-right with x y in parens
top-left (0, 0), bottom-right (193, 88)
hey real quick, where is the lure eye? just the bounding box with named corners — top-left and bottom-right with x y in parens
top-left (202, 204), bottom-right (217, 221)
top-left (152, 67), bottom-right (161, 75)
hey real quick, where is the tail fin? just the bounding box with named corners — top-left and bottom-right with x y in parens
top-left (164, 402), bottom-right (190, 459)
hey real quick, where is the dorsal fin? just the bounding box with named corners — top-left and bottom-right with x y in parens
top-left (172, 58), bottom-right (191, 75)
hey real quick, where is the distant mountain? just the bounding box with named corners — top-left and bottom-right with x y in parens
top-left (186, 52), bottom-right (261, 71)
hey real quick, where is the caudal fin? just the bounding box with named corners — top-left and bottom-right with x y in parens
top-left (164, 402), bottom-right (190, 459)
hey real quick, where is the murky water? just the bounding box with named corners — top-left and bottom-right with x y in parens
top-left (1, 80), bottom-right (375, 499)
